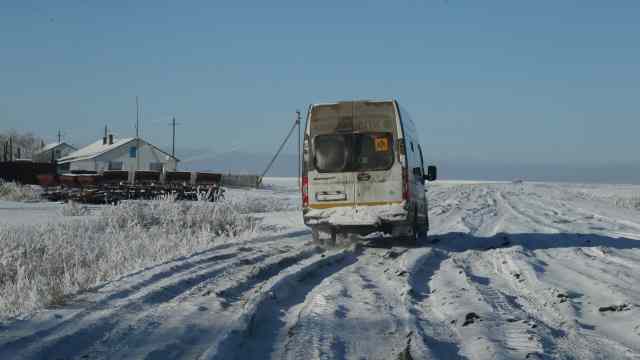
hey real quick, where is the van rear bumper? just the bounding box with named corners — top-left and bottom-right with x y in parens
top-left (303, 202), bottom-right (407, 230)
top-left (308, 222), bottom-right (399, 236)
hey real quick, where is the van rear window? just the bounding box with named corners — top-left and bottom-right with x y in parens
top-left (314, 133), bottom-right (394, 173)
top-left (314, 135), bottom-right (349, 172)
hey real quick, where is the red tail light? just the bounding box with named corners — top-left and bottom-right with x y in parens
top-left (302, 176), bottom-right (309, 207)
top-left (402, 167), bottom-right (409, 200)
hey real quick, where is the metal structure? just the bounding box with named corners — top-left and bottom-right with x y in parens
top-left (38, 170), bottom-right (224, 204)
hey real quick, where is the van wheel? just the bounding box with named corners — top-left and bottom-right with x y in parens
top-left (312, 228), bottom-right (322, 245)
top-left (393, 225), bottom-right (417, 247)
top-left (405, 210), bottom-right (424, 247)
top-left (405, 225), bottom-right (418, 247)
top-left (425, 211), bottom-right (430, 233)
top-left (312, 228), bottom-right (337, 248)
top-left (326, 230), bottom-right (337, 247)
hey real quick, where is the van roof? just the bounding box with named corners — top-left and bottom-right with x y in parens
top-left (310, 99), bottom-right (396, 107)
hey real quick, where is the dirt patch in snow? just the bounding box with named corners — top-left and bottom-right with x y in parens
top-left (598, 304), bottom-right (632, 313)
top-left (462, 312), bottom-right (481, 327)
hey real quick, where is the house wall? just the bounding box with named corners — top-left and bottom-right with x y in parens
top-left (33, 144), bottom-right (76, 163)
top-left (93, 140), bottom-right (177, 172)
top-left (69, 159), bottom-right (96, 172)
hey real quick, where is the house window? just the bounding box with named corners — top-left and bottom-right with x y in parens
top-left (108, 161), bottom-right (123, 170)
top-left (149, 162), bottom-right (163, 172)
top-left (129, 146), bottom-right (137, 158)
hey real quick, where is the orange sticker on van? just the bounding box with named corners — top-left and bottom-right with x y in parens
top-left (374, 137), bottom-right (389, 152)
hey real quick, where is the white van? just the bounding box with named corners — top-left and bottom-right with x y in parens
top-left (302, 100), bottom-right (437, 245)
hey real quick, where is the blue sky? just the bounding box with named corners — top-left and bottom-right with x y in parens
top-left (2, 1), bottom-right (639, 169)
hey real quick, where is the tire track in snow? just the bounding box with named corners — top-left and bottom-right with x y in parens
top-left (497, 190), bottom-right (565, 233)
top-left (454, 251), bottom-right (547, 359)
top-left (460, 187), bottom-right (499, 236)
top-left (502, 187), bottom-right (640, 237)
top-left (204, 249), bottom-right (358, 360)
top-left (93, 229), bottom-right (311, 293)
top-left (276, 246), bottom-right (417, 360)
top-left (75, 245), bottom-right (323, 360)
top-left (485, 191), bottom-right (638, 358)
top-left (402, 247), bottom-right (466, 360)
top-left (472, 237), bottom-right (638, 359)
top-left (85, 243), bottom-right (325, 360)
top-left (0, 240), bottom-right (314, 360)
top-left (429, 185), bottom-right (478, 234)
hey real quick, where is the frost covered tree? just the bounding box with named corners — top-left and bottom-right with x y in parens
top-left (0, 130), bottom-right (44, 160)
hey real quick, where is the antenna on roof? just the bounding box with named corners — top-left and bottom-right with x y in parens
top-left (57, 129), bottom-right (62, 143)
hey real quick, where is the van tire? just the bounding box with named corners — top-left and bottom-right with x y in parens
top-left (312, 228), bottom-right (337, 248)
top-left (327, 230), bottom-right (337, 247)
top-left (402, 228), bottom-right (418, 247)
top-left (312, 228), bottom-right (322, 245)
top-left (403, 233), bottom-right (417, 247)
top-left (425, 211), bottom-right (430, 233)
top-left (404, 210), bottom-right (424, 247)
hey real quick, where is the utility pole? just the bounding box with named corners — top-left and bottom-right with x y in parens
top-left (169, 117), bottom-right (180, 158)
top-left (296, 110), bottom-right (301, 193)
top-left (136, 96), bottom-right (139, 138)
top-left (135, 97), bottom-right (141, 173)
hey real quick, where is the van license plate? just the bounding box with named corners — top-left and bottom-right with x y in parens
top-left (316, 192), bottom-right (347, 201)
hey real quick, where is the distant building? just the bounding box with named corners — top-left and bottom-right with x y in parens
top-left (57, 134), bottom-right (178, 173)
top-left (32, 142), bottom-right (77, 163)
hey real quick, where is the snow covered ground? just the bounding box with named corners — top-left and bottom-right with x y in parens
top-left (1, 178), bottom-right (640, 359)
top-left (0, 200), bottom-right (65, 226)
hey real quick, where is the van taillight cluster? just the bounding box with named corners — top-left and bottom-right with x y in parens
top-left (302, 176), bottom-right (309, 207)
top-left (402, 167), bottom-right (409, 200)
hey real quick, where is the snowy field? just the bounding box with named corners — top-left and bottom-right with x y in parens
top-left (1, 178), bottom-right (640, 359)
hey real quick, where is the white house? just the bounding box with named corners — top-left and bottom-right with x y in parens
top-left (57, 134), bottom-right (178, 173)
top-left (32, 142), bottom-right (77, 163)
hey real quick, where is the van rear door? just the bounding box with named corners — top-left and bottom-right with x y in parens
top-left (311, 133), bottom-right (354, 207)
top-left (352, 132), bottom-right (401, 206)
top-left (353, 102), bottom-right (402, 207)
top-left (308, 103), bottom-right (355, 208)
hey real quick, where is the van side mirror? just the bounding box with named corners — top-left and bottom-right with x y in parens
top-left (424, 165), bottom-right (437, 182)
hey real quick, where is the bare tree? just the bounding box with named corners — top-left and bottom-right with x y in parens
top-left (0, 130), bottom-right (45, 160)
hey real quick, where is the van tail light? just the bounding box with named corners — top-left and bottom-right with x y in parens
top-left (402, 167), bottom-right (409, 201)
top-left (397, 140), bottom-right (405, 161)
top-left (302, 176), bottom-right (309, 207)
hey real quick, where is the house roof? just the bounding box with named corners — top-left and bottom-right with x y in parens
top-left (58, 137), bottom-right (179, 164)
top-left (34, 142), bottom-right (75, 155)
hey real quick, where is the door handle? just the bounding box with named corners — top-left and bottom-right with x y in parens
top-left (357, 173), bottom-right (371, 181)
